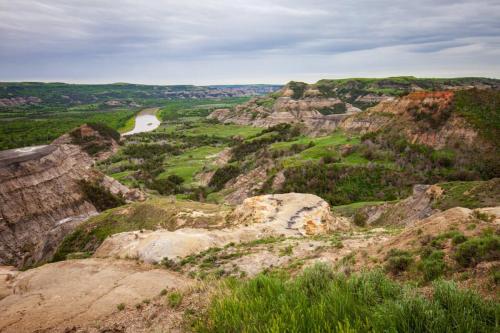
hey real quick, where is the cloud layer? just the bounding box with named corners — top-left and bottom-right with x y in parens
top-left (1, 0), bottom-right (499, 84)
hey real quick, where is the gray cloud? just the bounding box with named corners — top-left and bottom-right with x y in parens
top-left (0, 0), bottom-right (499, 84)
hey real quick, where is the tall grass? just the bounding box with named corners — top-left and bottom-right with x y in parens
top-left (194, 264), bottom-right (499, 332)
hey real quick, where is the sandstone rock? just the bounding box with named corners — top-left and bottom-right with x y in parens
top-left (0, 259), bottom-right (191, 333)
top-left (95, 193), bottom-right (348, 264)
top-left (228, 193), bottom-right (348, 235)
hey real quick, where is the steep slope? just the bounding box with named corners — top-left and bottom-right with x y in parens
top-left (0, 124), bottom-right (142, 268)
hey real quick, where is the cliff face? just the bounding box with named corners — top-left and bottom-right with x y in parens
top-left (0, 125), bottom-right (141, 268)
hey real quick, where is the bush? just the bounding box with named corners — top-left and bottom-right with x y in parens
top-left (78, 179), bottom-right (125, 211)
top-left (418, 250), bottom-right (447, 282)
top-left (194, 264), bottom-right (499, 333)
top-left (167, 174), bottom-right (184, 185)
top-left (208, 165), bottom-right (240, 191)
top-left (288, 81), bottom-right (307, 99)
top-left (385, 249), bottom-right (414, 274)
top-left (454, 235), bottom-right (500, 267)
top-left (353, 211), bottom-right (368, 227)
top-left (167, 292), bottom-right (183, 308)
top-left (87, 122), bottom-right (121, 141)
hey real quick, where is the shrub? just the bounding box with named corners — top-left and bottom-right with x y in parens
top-left (208, 165), bottom-right (240, 191)
top-left (353, 211), bottom-right (368, 227)
top-left (454, 235), bottom-right (500, 267)
top-left (116, 303), bottom-right (125, 311)
top-left (78, 179), bottom-right (125, 211)
top-left (451, 233), bottom-right (468, 245)
top-left (288, 81), bottom-right (307, 99)
top-left (167, 292), bottom-right (183, 308)
top-left (418, 250), bottom-right (447, 282)
top-left (473, 210), bottom-right (495, 222)
top-left (385, 249), bottom-right (414, 274)
top-left (167, 174), bottom-right (184, 185)
top-left (87, 122), bottom-right (121, 141)
top-left (161, 257), bottom-right (180, 271)
top-left (148, 177), bottom-right (183, 195)
top-left (279, 245), bottom-right (293, 257)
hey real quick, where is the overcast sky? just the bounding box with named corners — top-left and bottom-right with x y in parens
top-left (1, 0), bottom-right (499, 85)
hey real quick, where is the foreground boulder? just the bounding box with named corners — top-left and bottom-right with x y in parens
top-left (0, 259), bottom-right (190, 333)
top-left (95, 193), bottom-right (348, 264)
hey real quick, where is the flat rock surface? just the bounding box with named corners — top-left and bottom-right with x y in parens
top-left (0, 259), bottom-right (191, 333)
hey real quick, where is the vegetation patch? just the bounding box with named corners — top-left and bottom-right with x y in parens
top-left (453, 89), bottom-right (500, 145)
top-left (384, 249), bottom-right (414, 274)
top-left (193, 264), bottom-right (499, 332)
top-left (78, 179), bottom-right (125, 211)
top-left (433, 179), bottom-right (500, 210)
top-left (208, 165), bottom-right (241, 191)
top-left (454, 234), bottom-right (500, 267)
top-left (280, 164), bottom-right (406, 206)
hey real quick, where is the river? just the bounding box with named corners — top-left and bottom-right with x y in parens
top-left (122, 107), bottom-right (161, 136)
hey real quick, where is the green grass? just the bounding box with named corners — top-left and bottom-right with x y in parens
top-left (331, 200), bottom-right (388, 216)
top-left (167, 292), bottom-right (183, 308)
top-left (453, 89), bottom-right (500, 145)
top-left (274, 132), bottom-right (362, 167)
top-left (271, 131), bottom-right (393, 169)
top-left (157, 145), bottom-right (224, 184)
top-left (342, 152), bottom-right (370, 165)
top-left (181, 123), bottom-right (261, 139)
top-left (194, 263), bottom-right (500, 332)
top-left (433, 179), bottom-right (500, 210)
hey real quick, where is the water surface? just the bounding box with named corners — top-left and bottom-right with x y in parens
top-left (123, 108), bottom-right (160, 136)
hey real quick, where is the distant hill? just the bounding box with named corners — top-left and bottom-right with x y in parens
top-left (208, 76), bottom-right (500, 136)
top-left (0, 82), bottom-right (282, 109)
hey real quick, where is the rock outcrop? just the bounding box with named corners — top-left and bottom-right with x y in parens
top-left (228, 193), bottom-right (348, 234)
top-left (359, 184), bottom-right (443, 226)
top-left (0, 125), bottom-right (142, 268)
top-left (208, 96), bottom-right (357, 136)
top-left (95, 193), bottom-right (348, 264)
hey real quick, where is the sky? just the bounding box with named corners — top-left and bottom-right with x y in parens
top-left (1, 0), bottom-right (499, 85)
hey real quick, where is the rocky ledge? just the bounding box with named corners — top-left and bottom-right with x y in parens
top-left (95, 193), bottom-right (349, 264)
